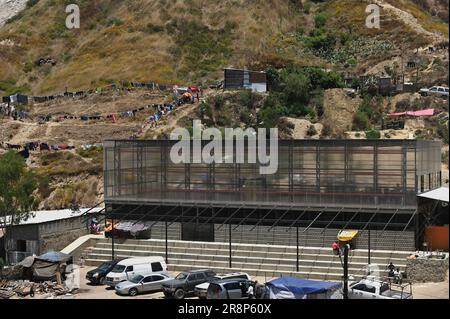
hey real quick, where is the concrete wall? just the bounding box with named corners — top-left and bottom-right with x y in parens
top-left (406, 257), bottom-right (449, 282)
top-left (38, 216), bottom-right (89, 254)
top-left (40, 228), bottom-right (90, 255)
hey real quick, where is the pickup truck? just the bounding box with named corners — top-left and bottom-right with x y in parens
top-left (419, 86), bottom-right (449, 98)
top-left (348, 277), bottom-right (413, 299)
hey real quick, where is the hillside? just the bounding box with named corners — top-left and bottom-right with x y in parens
top-left (0, 0), bottom-right (448, 95)
top-left (0, 0), bottom-right (448, 210)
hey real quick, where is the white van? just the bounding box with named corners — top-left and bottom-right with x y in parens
top-left (105, 256), bottom-right (168, 287)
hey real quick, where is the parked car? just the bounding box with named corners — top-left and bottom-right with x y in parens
top-left (162, 269), bottom-right (216, 299)
top-left (195, 272), bottom-right (251, 299)
top-left (86, 258), bottom-right (125, 285)
top-left (115, 273), bottom-right (173, 296)
top-left (105, 256), bottom-right (168, 287)
top-left (206, 278), bottom-right (253, 299)
top-left (419, 86), bottom-right (449, 97)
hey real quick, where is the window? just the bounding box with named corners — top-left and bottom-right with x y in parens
top-left (224, 282), bottom-right (241, 290)
top-left (143, 276), bottom-right (153, 283)
top-left (187, 274), bottom-right (195, 281)
top-left (111, 265), bottom-right (126, 273)
top-left (125, 266), bottom-right (134, 272)
top-left (151, 275), bottom-right (165, 282)
top-left (195, 273), bottom-right (206, 280)
top-left (353, 283), bottom-right (376, 293)
top-left (438, 88), bottom-right (444, 92)
top-left (208, 284), bottom-right (222, 294)
top-left (151, 262), bottom-right (163, 272)
top-left (430, 87), bottom-right (437, 91)
top-left (380, 284), bottom-right (390, 294)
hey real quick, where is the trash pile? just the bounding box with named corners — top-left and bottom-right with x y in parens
top-left (0, 279), bottom-right (73, 299)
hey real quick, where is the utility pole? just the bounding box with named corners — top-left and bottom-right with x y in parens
top-left (111, 218), bottom-right (115, 260)
top-left (368, 227), bottom-right (371, 265)
top-left (343, 244), bottom-right (350, 299)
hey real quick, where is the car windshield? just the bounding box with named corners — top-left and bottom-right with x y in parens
top-left (175, 272), bottom-right (189, 280)
top-left (98, 262), bottom-right (113, 271)
top-left (111, 265), bottom-right (126, 273)
top-left (130, 275), bottom-right (144, 284)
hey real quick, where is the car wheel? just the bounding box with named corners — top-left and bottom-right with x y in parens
top-left (174, 289), bottom-right (185, 300)
top-left (99, 277), bottom-right (106, 285)
top-left (129, 288), bottom-right (139, 297)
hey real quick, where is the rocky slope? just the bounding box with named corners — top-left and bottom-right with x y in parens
top-left (0, 0), bottom-right (27, 26)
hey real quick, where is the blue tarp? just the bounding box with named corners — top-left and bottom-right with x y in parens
top-left (267, 277), bottom-right (341, 298)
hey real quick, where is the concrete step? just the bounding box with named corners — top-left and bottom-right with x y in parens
top-left (85, 253), bottom-right (364, 278)
top-left (87, 248), bottom-right (407, 271)
top-left (90, 244), bottom-right (407, 265)
top-left (94, 239), bottom-right (411, 259)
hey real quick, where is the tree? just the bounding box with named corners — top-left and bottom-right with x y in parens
top-left (0, 151), bottom-right (40, 265)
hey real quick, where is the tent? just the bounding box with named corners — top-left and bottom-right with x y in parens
top-left (266, 277), bottom-right (342, 299)
top-left (18, 251), bottom-right (72, 282)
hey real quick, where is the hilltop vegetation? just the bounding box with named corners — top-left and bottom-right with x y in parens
top-left (0, 0), bottom-right (448, 95)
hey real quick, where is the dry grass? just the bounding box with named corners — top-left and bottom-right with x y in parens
top-left (0, 0), bottom-right (447, 95)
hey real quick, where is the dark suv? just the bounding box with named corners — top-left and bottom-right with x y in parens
top-left (86, 258), bottom-right (125, 285)
top-left (162, 269), bottom-right (216, 299)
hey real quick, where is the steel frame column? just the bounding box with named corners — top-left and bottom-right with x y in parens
top-left (165, 220), bottom-right (168, 264)
top-left (402, 141), bottom-right (407, 206)
top-left (111, 218), bottom-right (115, 259)
top-left (316, 143), bottom-right (321, 193)
top-left (229, 223), bottom-right (232, 268)
top-left (374, 143), bottom-right (378, 206)
top-left (296, 226), bottom-right (299, 272)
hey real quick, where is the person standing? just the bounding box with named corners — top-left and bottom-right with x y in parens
top-left (332, 241), bottom-right (340, 256)
top-left (247, 282), bottom-right (255, 299)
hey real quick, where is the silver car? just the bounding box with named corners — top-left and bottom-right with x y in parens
top-left (115, 274), bottom-right (173, 296)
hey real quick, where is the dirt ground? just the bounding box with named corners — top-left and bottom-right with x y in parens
top-left (322, 88), bottom-right (362, 137)
top-left (282, 117), bottom-right (323, 139)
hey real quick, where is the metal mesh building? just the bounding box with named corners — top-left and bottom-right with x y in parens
top-left (103, 139), bottom-right (442, 250)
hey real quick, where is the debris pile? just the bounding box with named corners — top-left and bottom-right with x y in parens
top-left (0, 279), bottom-right (72, 299)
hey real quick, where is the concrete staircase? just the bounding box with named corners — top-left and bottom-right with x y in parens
top-left (128, 222), bottom-right (416, 251)
top-left (83, 238), bottom-right (411, 281)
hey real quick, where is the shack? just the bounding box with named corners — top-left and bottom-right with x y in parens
top-left (223, 68), bottom-right (267, 92)
top-left (19, 251), bottom-right (72, 282)
top-left (0, 208), bottom-right (103, 264)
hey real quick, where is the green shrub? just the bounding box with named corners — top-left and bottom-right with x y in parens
top-left (315, 13), bottom-right (328, 29)
top-left (353, 111), bottom-right (370, 130)
top-left (143, 23), bottom-right (164, 34)
top-left (213, 95), bottom-right (225, 110)
top-left (259, 95), bottom-right (287, 128)
top-left (23, 62), bottom-right (34, 73)
top-left (107, 17), bottom-right (123, 27)
top-left (365, 129), bottom-right (381, 139)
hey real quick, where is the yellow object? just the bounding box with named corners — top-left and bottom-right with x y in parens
top-left (337, 229), bottom-right (359, 242)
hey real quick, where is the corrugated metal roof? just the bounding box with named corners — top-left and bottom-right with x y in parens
top-left (418, 187), bottom-right (449, 202)
top-left (0, 207), bottom-right (104, 226)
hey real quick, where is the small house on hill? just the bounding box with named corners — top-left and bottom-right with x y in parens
top-left (223, 68), bottom-right (267, 92)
